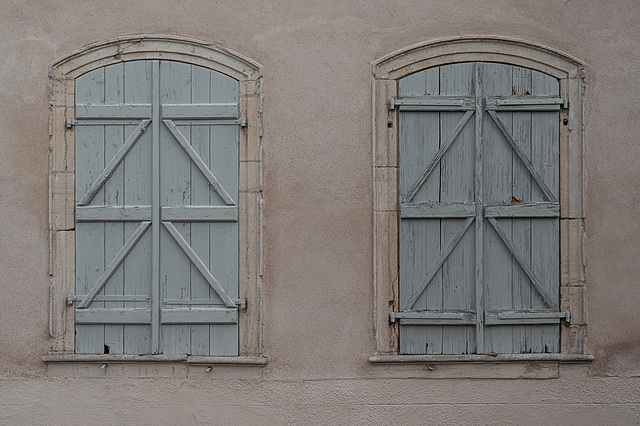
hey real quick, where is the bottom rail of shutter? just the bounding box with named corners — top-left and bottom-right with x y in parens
top-left (75, 308), bottom-right (151, 324)
top-left (392, 310), bottom-right (476, 325)
top-left (161, 308), bottom-right (237, 324)
top-left (485, 310), bottom-right (570, 325)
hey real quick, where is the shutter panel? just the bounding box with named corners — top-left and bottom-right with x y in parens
top-left (398, 64), bottom-right (477, 355)
top-left (397, 62), bottom-right (563, 354)
top-left (74, 60), bottom-right (239, 355)
top-left (483, 65), bottom-right (560, 354)
top-left (158, 61), bottom-right (239, 356)
top-left (75, 63), bottom-right (153, 355)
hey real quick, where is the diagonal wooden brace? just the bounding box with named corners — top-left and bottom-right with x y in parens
top-left (402, 217), bottom-right (475, 311)
top-left (78, 221), bottom-right (151, 308)
top-left (77, 119), bottom-right (151, 206)
top-left (163, 119), bottom-right (236, 206)
top-left (487, 110), bottom-right (557, 202)
top-left (487, 217), bottom-right (556, 308)
top-left (403, 110), bottom-right (475, 203)
top-left (162, 221), bottom-right (237, 308)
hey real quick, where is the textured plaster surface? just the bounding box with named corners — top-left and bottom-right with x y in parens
top-left (1, 0), bottom-right (640, 422)
top-left (1, 374), bottom-right (640, 424)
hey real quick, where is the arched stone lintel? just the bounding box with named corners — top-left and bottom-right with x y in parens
top-left (51, 34), bottom-right (262, 81)
top-left (373, 36), bottom-right (583, 81)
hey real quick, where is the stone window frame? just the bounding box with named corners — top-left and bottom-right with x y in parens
top-left (46, 35), bottom-right (265, 369)
top-left (370, 37), bottom-right (590, 368)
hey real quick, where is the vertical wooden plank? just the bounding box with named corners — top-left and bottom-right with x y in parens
top-left (511, 66), bottom-right (533, 353)
top-left (483, 63), bottom-right (514, 353)
top-left (151, 60), bottom-right (162, 354)
top-left (103, 63), bottom-right (125, 354)
top-left (439, 63), bottom-right (475, 354)
top-left (531, 71), bottom-right (560, 352)
top-left (208, 69), bottom-right (239, 356)
top-left (123, 60), bottom-right (153, 354)
top-left (160, 60), bottom-right (192, 354)
top-left (398, 69), bottom-right (441, 354)
top-left (189, 65), bottom-right (212, 355)
top-left (75, 67), bottom-right (106, 354)
top-left (474, 63), bottom-right (484, 353)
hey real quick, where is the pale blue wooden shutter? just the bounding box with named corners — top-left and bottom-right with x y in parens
top-left (396, 62), bottom-right (564, 354)
top-left (158, 61), bottom-right (239, 356)
top-left (74, 60), bottom-right (240, 355)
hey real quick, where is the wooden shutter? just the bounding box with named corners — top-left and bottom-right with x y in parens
top-left (396, 62), bottom-right (565, 354)
top-left (74, 60), bottom-right (240, 355)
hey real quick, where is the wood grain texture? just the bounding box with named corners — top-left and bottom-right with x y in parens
top-left (75, 60), bottom-right (240, 355)
top-left (75, 66), bottom-right (106, 354)
top-left (398, 67), bottom-right (441, 354)
top-left (398, 62), bottom-right (561, 355)
top-left (439, 63), bottom-right (476, 354)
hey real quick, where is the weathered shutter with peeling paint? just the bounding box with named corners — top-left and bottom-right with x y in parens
top-left (396, 62), bottom-right (564, 354)
top-left (74, 60), bottom-right (240, 355)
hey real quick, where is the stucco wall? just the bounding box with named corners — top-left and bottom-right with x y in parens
top-left (1, 0), bottom-right (640, 423)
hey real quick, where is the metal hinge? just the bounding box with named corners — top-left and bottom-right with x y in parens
top-left (489, 310), bottom-right (571, 325)
top-left (234, 298), bottom-right (247, 309)
top-left (66, 119), bottom-right (77, 128)
top-left (239, 118), bottom-right (247, 128)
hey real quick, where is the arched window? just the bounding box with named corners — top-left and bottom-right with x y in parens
top-left (48, 36), bottom-right (264, 361)
top-left (371, 38), bottom-right (588, 361)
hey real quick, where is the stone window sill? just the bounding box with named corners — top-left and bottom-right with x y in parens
top-left (42, 353), bottom-right (267, 378)
top-left (368, 354), bottom-right (593, 379)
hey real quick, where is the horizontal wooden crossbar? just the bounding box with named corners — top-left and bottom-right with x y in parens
top-left (69, 295), bottom-right (149, 303)
top-left (391, 96), bottom-right (475, 111)
top-left (76, 308), bottom-right (151, 324)
top-left (69, 119), bottom-right (146, 126)
top-left (401, 202), bottom-right (475, 218)
top-left (169, 119), bottom-right (245, 126)
top-left (76, 206), bottom-right (152, 221)
top-left (161, 206), bottom-right (238, 222)
top-left (486, 96), bottom-right (567, 111)
top-left (164, 299), bottom-right (246, 308)
top-left (161, 308), bottom-right (238, 324)
top-left (76, 206), bottom-right (237, 222)
top-left (484, 202), bottom-right (559, 218)
top-left (75, 104), bottom-right (152, 118)
top-left (161, 103), bottom-right (238, 119)
top-left (485, 310), bottom-right (570, 325)
top-left (392, 311), bottom-right (476, 326)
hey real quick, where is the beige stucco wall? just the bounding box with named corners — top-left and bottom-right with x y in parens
top-left (1, 0), bottom-right (640, 423)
